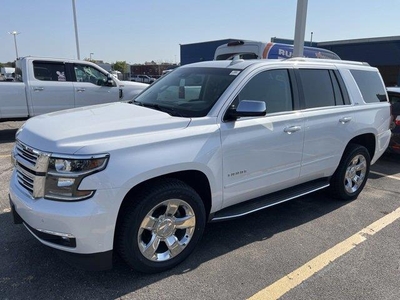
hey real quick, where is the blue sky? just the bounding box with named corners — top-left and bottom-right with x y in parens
top-left (1, 0), bottom-right (399, 64)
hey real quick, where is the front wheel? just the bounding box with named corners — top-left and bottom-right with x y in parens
top-left (330, 144), bottom-right (371, 200)
top-left (117, 179), bottom-right (206, 273)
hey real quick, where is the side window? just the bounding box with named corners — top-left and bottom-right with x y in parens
top-left (329, 70), bottom-right (344, 105)
top-left (236, 69), bottom-right (293, 114)
top-left (333, 70), bottom-right (351, 105)
top-left (298, 69), bottom-right (335, 108)
top-left (74, 64), bottom-right (108, 86)
top-left (350, 70), bottom-right (387, 103)
top-left (33, 61), bottom-right (66, 81)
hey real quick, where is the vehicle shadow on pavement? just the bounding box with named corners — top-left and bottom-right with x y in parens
top-left (0, 191), bottom-right (349, 299)
top-left (370, 153), bottom-right (400, 177)
top-left (380, 152), bottom-right (400, 163)
top-left (0, 129), bottom-right (17, 144)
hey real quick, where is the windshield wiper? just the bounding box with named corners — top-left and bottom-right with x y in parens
top-left (131, 101), bottom-right (183, 117)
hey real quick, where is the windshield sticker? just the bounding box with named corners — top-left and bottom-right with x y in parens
top-left (229, 70), bottom-right (240, 76)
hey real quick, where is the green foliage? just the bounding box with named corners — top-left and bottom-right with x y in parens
top-left (113, 61), bottom-right (128, 73)
top-left (0, 61), bottom-right (15, 68)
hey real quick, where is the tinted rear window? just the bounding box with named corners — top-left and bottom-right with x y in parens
top-left (350, 70), bottom-right (387, 103)
top-left (33, 61), bottom-right (66, 82)
top-left (298, 69), bottom-right (336, 108)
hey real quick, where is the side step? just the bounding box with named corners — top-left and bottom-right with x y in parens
top-left (211, 178), bottom-right (330, 222)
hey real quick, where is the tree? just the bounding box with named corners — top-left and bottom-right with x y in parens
top-left (0, 61), bottom-right (15, 68)
top-left (113, 61), bottom-right (128, 73)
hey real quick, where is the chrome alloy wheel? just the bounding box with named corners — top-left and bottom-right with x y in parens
top-left (344, 154), bottom-right (367, 194)
top-left (138, 199), bottom-right (196, 262)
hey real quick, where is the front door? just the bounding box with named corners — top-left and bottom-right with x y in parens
top-left (220, 69), bottom-right (305, 208)
top-left (72, 64), bottom-right (119, 107)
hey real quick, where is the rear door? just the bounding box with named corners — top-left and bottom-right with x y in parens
top-left (295, 68), bottom-right (354, 178)
top-left (28, 60), bottom-right (74, 116)
top-left (71, 63), bottom-right (119, 107)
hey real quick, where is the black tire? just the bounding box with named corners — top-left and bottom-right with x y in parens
top-left (330, 144), bottom-right (371, 200)
top-left (117, 179), bottom-right (206, 273)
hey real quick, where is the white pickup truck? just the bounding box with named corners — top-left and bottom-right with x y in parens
top-left (10, 58), bottom-right (391, 273)
top-left (0, 57), bottom-right (148, 121)
top-left (130, 74), bottom-right (156, 84)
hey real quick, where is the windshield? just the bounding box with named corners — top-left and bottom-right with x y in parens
top-left (133, 67), bottom-right (240, 117)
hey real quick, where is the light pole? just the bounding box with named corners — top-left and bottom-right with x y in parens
top-left (310, 31), bottom-right (313, 47)
top-left (293, 0), bottom-right (308, 57)
top-left (8, 31), bottom-right (20, 59)
top-left (72, 0), bottom-right (80, 59)
top-left (90, 52), bottom-right (94, 61)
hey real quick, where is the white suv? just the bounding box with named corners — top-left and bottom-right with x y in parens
top-left (9, 58), bottom-right (391, 273)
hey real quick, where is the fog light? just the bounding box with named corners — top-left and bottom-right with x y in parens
top-left (57, 178), bottom-right (75, 187)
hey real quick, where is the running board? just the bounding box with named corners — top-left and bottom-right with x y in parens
top-left (211, 178), bottom-right (330, 222)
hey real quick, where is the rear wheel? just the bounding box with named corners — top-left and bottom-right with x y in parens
top-left (117, 179), bottom-right (206, 273)
top-left (330, 144), bottom-right (370, 200)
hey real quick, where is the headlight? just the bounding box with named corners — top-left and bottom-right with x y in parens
top-left (45, 154), bottom-right (109, 201)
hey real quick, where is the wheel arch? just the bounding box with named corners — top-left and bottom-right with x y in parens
top-left (347, 133), bottom-right (375, 159)
top-left (114, 170), bottom-right (212, 244)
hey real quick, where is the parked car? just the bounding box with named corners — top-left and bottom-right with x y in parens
top-left (0, 67), bottom-right (15, 81)
top-left (10, 58), bottom-right (391, 273)
top-left (0, 57), bottom-right (148, 121)
top-left (386, 87), bottom-right (400, 153)
top-left (130, 74), bottom-right (156, 84)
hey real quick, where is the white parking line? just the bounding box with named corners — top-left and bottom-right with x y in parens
top-left (248, 206), bottom-right (400, 300)
top-left (370, 171), bottom-right (400, 181)
top-left (0, 154), bottom-right (11, 158)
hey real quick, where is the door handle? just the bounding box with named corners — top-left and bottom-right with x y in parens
top-left (339, 117), bottom-right (352, 124)
top-left (284, 125), bottom-right (301, 134)
top-left (33, 87), bottom-right (44, 91)
top-left (76, 88), bottom-right (86, 92)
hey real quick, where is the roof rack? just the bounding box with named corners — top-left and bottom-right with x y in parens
top-left (286, 57), bottom-right (370, 66)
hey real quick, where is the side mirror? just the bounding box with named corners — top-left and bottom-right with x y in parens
top-left (106, 74), bottom-right (115, 86)
top-left (225, 100), bottom-right (266, 121)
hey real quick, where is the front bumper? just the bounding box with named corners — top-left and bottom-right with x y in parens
top-left (9, 170), bottom-right (120, 270)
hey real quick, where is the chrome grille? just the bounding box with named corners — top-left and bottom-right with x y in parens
top-left (13, 140), bottom-right (50, 198)
top-left (15, 141), bottom-right (40, 166)
top-left (16, 165), bottom-right (35, 193)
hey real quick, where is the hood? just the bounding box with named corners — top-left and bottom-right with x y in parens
top-left (118, 80), bottom-right (149, 100)
top-left (119, 80), bottom-right (149, 88)
top-left (17, 102), bottom-right (191, 154)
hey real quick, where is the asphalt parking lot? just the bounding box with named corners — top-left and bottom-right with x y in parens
top-left (1, 121), bottom-right (399, 300)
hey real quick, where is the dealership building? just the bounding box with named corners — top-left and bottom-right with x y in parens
top-left (180, 36), bottom-right (400, 86)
